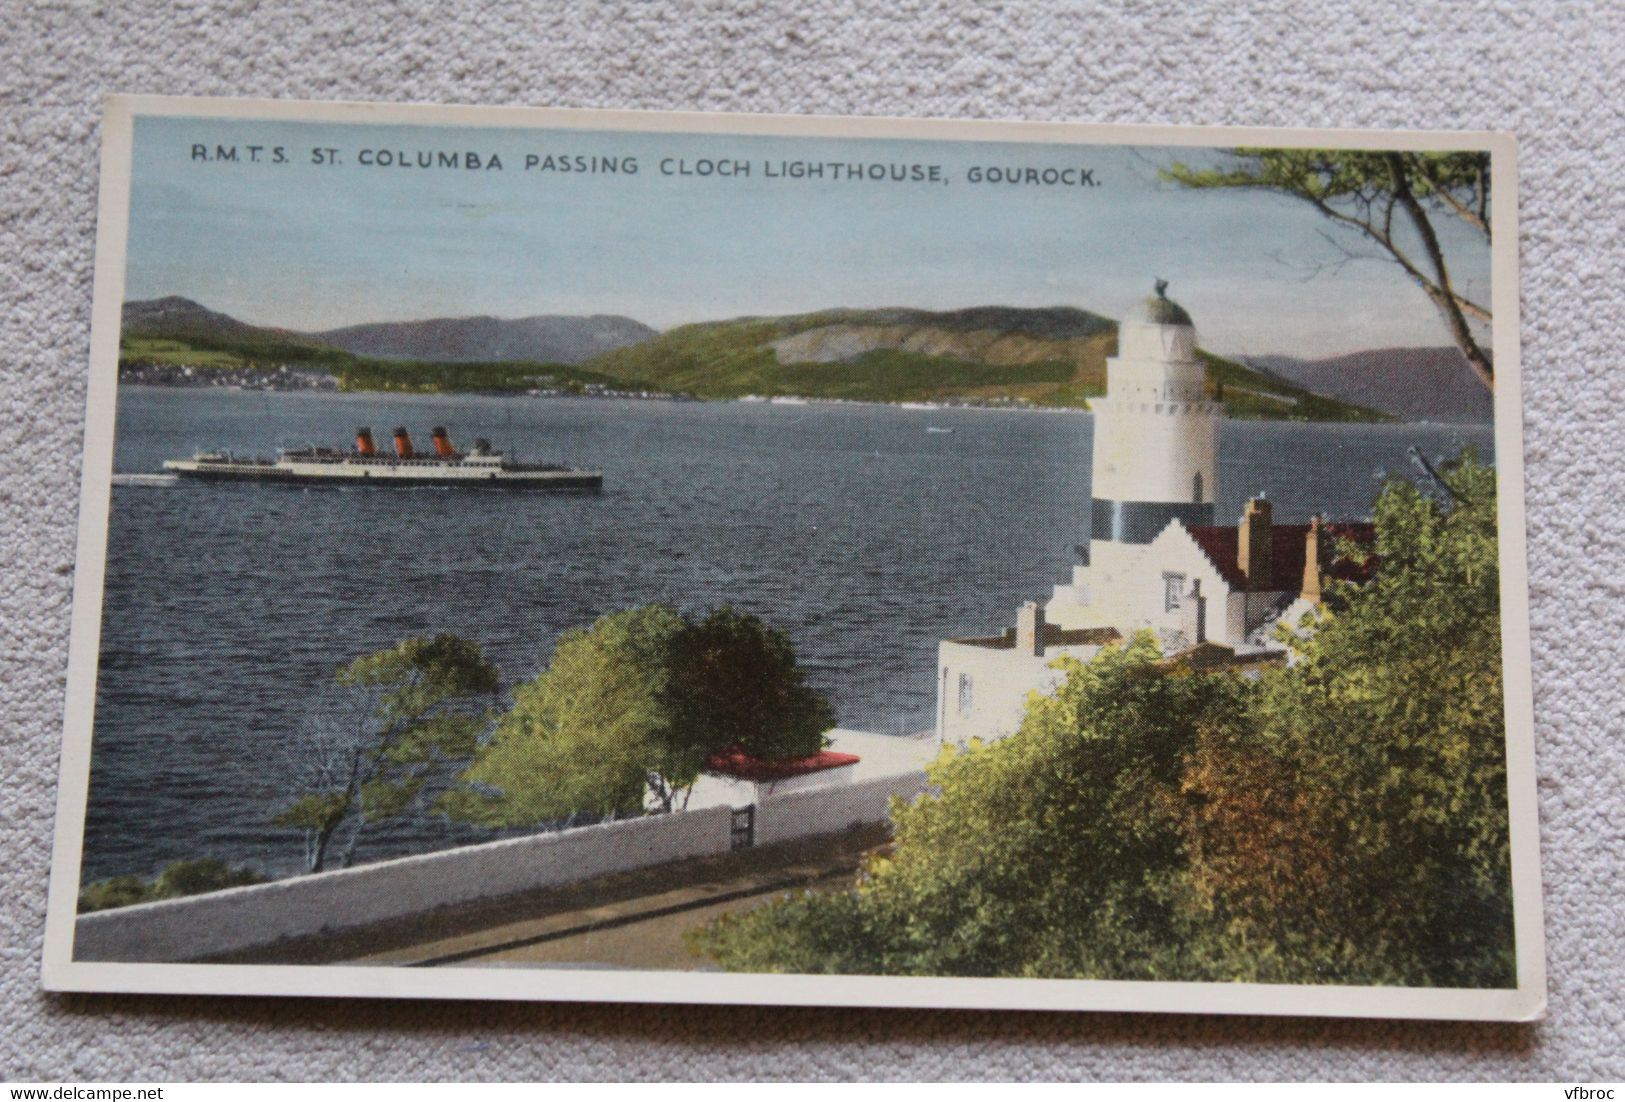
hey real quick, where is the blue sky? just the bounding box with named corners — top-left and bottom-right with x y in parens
top-left (124, 115), bottom-right (1493, 360)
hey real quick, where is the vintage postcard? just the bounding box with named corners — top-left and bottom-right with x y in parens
top-left (43, 95), bottom-right (1542, 1019)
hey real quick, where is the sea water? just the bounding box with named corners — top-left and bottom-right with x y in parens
top-left (83, 387), bottom-right (1493, 881)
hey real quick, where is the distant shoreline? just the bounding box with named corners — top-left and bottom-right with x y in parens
top-left (117, 382), bottom-right (1492, 426)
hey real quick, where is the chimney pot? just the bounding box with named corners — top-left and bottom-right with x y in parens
top-left (1301, 514), bottom-right (1325, 604)
top-left (1238, 496), bottom-right (1273, 590)
top-left (1016, 601), bottom-right (1045, 656)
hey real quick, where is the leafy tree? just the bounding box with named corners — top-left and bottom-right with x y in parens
top-left (77, 876), bottom-right (152, 914)
top-left (695, 453), bottom-right (1513, 987)
top-left (79, 858), bottom-right (266, 913)
top-left (1163, 150), bottom-right (1494, 389)
top-left (1185, 450), bottom-right (1511, 986)
top-left (695, 635), bottom-right (1252, 978)
top-left (448, 604), bottom-right (832, 825)
top-left (272, 634), bottom-right (500, 873)
top-left (670, 605), bottom-right (835, 765)
top-left (443, 606), bottom-right (686, 825)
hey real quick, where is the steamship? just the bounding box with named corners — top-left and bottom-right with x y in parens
top-left (163, 426), bottom-right (603, 490)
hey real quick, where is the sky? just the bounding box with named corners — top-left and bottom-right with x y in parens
top-left (122, 115), bottom-right (1494, 360)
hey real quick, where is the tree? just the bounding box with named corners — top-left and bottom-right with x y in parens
top-left (442, 605), bottom-right (686, 825)
top-left (1163, 150), bottom-right (1494, 389)
top-left (694, 634), bottom-right (1249, 978)
top-left (1187, 449), bottom-right (1511, 986)
top-left (669, 604), bottom-right (836, 766)
top-left (272, 634), bottom-right (500, 873)
top-left (695, 452), bottom-right (1513, 986)
top-left (448, 604), bottom-right (833, 825)
top-left (79, 858), bottom-right (266, 913)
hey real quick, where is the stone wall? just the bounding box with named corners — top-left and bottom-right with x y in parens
top-left (74, 805), bottom-right (735, 963)
top-left (73, 767), bottom-right (931, 963)
top-left (752, 771), bottom-right (930, 849)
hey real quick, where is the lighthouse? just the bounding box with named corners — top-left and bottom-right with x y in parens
top-left (1048, 281), bottom-right (1220, 625)
top-left (939, 283), bottom-right (1381, 746)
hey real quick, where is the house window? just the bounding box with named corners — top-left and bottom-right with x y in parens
top-left (957, 673), bottom-right (974, 716)
top-left (1164, 572), bottom-right (1185, 612)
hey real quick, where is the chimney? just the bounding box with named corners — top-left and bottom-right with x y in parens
top-left (355, 427), bottom-right (376, 457)
top-left (1016, 601), bottom-right (1045, 656)
top-left (1238, 496), bottom-right (1272, 590)
top-left (1301, 514), bottom-right (1324, 604)
top-left (430, 426), bottom-right (456, 458)
top-left (392, 426), bottom-right (414, 459)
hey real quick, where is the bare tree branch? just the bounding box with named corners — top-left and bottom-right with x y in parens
top-left (1385, 153), bottom-right (1494, 389)
top-left (1162, 150), bottom-right (1495, 389)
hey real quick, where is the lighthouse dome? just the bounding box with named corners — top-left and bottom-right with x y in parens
top-left (1118, 280), bottom-right (1197, 361)
top-left (1124, 278), bottom-right (1194, 327)
top-left (1124, 292), bottom-right (1193, 327)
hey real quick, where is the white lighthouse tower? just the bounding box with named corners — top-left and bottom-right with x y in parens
top-left (1048, 281), bottom-right (1220, 627)
top-left (935, 284), bottom-right (1369, 747)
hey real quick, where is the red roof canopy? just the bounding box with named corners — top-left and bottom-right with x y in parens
top-left (705, 749), bottom-right (861, 782)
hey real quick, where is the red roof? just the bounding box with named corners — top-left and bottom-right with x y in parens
top-left (705, 749), bottom-right (861, 782)
top-left (1184, 521), bottom-right (1377, 593)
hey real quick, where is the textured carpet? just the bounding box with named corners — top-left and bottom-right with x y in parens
top-left (3, 0), bottom-right (1621, 1082)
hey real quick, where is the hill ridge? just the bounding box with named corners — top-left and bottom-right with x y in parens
top-left (581, 305), bottom-right (1386, 421)
top-left (1244, 346), bottom-right (1492, 424)
top-left (122, 296), bottom-right (657, 366)
top-left (118, 296), bottom-right (1391, 421)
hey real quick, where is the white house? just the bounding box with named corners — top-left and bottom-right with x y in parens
top-left (936, 608), bottom-right (1121, 748)
top-left (936, 283), bottom-right (1375, 748)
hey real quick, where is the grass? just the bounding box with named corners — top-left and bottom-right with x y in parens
top-left (121, 336), bottom-right (253, 369)
top-left (584, 316), bottom-right (792, 397)
top-left (767, 350), bottom-right (1078, 403)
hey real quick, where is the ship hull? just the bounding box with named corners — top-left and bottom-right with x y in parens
top-left (163, 459), bottom-right (602, 491)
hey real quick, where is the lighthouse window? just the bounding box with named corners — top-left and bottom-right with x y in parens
top-left (957, 673), bottom-right (974, 716)
top-left (1192, 471), bottom-right (1204, 503)
top-left (1164, 572), bottom-right (1186, 612)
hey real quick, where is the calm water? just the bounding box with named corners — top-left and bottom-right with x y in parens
top-left (83, 388), bottom-right (1493, 881)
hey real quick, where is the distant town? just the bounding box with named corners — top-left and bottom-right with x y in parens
top-left (117, 360), bottom-right (693, 402)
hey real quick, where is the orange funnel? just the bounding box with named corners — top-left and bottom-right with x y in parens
top-left (392, 427), bottom-right (414, 459)
top-left (355, 427), bottom-right (376, 456)
top-left (431, 426), bottom-right (455, 458)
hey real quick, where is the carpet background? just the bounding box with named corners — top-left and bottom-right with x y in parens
top-left (2, 0), bottom-right (1621, 1082)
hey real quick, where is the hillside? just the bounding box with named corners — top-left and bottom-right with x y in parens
top-left (118, 297), bottom-right (1391, 421)
top-left (313, 313), bottom-right (656, 365)
top-left (119, 298), bottom-right (658, 395)
top-left (1246, 347), bottom-right (1493, 424)
top-left (585, 306), bottom-right (1388, 421)
top-left (124, 297), bottom-right (656, 365)
top-left (122, 296), bottom-right (325, 347)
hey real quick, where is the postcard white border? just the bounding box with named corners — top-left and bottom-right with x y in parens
top-left (43, 94), bottom-right (1544, 1022)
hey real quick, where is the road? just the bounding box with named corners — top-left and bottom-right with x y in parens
top-left (217, 823), bottom-right (889, 971)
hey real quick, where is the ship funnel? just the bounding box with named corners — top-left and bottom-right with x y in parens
top-left (430, 426), bottom-right (456, 458)
top-left (355, 427), bottom-right (376, 456)
top-left (392, 426), bottom-right (414, 459)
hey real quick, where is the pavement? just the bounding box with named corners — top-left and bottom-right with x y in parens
top-left (216, 822), bottom-right (892, 970)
